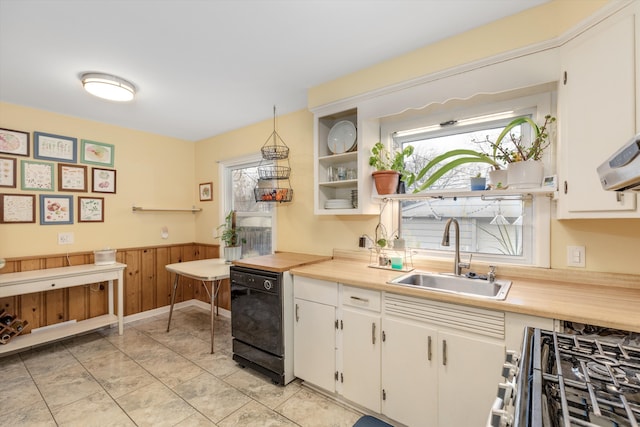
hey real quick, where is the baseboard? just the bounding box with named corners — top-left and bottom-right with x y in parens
top-left (123, 299), bottom-right (230, 324)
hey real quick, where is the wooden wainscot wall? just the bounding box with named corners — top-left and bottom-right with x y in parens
top-left (0, 243), bottom-right (224, 335)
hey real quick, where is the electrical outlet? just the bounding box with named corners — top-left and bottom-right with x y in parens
top-left (58, 232), bottom-right (74, 245)
top-left (566, 245), bottom-right (585, 267)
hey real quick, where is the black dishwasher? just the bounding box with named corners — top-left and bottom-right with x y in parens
top-left (230, 265), bottom-right (293, 385)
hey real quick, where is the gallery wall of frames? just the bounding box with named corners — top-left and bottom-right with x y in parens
top-left (0, 128), bottom-right (117, 224)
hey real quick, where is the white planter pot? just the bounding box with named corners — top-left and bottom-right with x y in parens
top-left (488, 169), bottom-right (509, 189)
top-left (507, 161), bottom-right (544, 189)
top-left (223, 246), bottom-right (242, 262)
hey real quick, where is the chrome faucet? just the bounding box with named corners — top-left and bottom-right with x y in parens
top-left (441, 218), bottom-right (471, 276)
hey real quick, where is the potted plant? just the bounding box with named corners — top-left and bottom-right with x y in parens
top-left (481, 114), bottom-right (556, 189)
top-left (216, 210), bottom-right (246, 262)
top-left (369, 142), bottom-right (414, 195)
top-left (470, 172), bottom-right (487, 191)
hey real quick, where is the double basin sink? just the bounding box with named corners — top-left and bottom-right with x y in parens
top-left (388, 271), bottom-right (512, 300)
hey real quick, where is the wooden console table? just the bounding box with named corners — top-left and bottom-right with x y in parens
top-left (0, 262), bottom-right (126, 355)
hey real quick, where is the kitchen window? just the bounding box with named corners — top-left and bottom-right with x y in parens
top-left (219, 154), bottom-right (276, 257)
top-left (382, 93), bottom-right (553, 267)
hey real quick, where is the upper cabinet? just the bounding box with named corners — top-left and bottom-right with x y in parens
top-left (557, 1), bottom-right (640, 218)
top-left (313, 107), bottom-right (379, 215)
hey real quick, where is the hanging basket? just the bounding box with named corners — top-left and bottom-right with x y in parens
top-left (254, 187), bottom-right (293, 203)
top-left (258, 165), bottom-right (291, 180)
top-left (261, 144), bottom-right (289, 160)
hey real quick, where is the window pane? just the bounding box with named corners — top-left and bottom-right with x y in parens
top-left (402, 124), bottom-right (521, 192)
top-left (230, 164), bottom-right (273, 257)
top-left (401, 198), bottom-right (524, 256)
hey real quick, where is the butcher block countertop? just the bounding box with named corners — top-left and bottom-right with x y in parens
top-left (289, 252), bottom-right (640, 333)
top-left (232, 252), bottom-right (331, 273)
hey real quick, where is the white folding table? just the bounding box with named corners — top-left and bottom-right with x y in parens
top-left (165, 258), bottom-right (230, 354)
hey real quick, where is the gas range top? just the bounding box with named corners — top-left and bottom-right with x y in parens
top-left (528, 329), bottom-right (640, 427)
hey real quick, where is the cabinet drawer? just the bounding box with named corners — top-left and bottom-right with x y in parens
top-left (293, 276), bottom-right (338, 306)
top-left (341, 285), bottom-right (381, 312)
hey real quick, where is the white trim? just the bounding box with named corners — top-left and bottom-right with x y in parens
top-left (123, 299), bottom-right (231, 324)
top-left (218, 154), bottom-right (278, 253)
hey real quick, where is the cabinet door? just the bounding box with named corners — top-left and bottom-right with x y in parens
top-left (341, 308), bottom-right (381, 412)
top-left (558, 6), bottom-right (638, 217)
top-left (381, 317), bottom-right (438, 427)
top-left (293, 298), bottom-right (336, 392)
top-left (437, 330), bottom-right (505, 427)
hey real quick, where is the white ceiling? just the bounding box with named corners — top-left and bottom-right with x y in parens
top-left (0, 0), bottom-right (549, 142)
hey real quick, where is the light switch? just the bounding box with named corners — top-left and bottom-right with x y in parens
top-left (567, 245), bottom-right (585, 267)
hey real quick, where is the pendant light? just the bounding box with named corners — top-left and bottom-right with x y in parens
top-left (81, 73), bottom-right (136, 102)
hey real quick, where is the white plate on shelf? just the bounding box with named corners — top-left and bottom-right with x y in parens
top-left (325, 199), bottom-right (353, 209)
top-left (327, 120), bottom-right (356, 154)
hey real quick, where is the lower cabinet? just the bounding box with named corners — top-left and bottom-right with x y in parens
top-left (381, 317), bottom-right (438, 426)
top-left (381, 316), bottom-right (505, 427)
top-left (293, 276), bottom-right (338, 393)
top-left (293, 277), bottom-right (507, 426)
top-left (340, 286), bottom-right (382, 412)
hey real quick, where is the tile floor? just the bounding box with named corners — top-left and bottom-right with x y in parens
top-left (2, 307), bottom-right (364, 426)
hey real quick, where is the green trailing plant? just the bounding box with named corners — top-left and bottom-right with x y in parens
top-left (216, 210), bottom-right (246, 247)
top-left (404, 149), bottom-right (499, 193)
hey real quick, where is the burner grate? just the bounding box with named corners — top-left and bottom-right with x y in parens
top-left (535, 330), bottom-right (640, 427)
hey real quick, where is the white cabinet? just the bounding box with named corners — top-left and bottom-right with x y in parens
top-left (293, 276), bottom-right (338, 392)
top-left (381, 317), bottom-right (437, 427)
top-left (558, 2), bottom-right (639, 218)
top-left (313, 107), bottom-right (379, 215)
top-left (436, 330), bottom-right (505, 427)
top-left (382, 294), bottom-right (505, 427)
top-left (340, 286), bottom-right (381, 412)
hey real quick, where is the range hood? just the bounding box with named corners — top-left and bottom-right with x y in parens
top-left (597, 133), bottom-right (640, 191)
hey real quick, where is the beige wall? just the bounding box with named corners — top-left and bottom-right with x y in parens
top-left (0, 102), bottom-right (196, 259)
top-left (308, 0), bottom-right (609, 108)
top-left (193, 109), bottom-right (379, 256)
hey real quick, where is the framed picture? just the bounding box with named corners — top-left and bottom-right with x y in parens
top-left (0, 156), bottom-right (17, 188)
top-left (21, 160), bottom-right (54, 191)
top-left (0, 193), bottom-right (35, 223)
top-left (81, 140), bottom-right (114, 167)
top-left (34, 131), bottom-right (77, 162)
top-left (58, 163), bottom-right (87, 192)
top-left (40, 194), bottom-right (73, 225)
top-left (78, 196), bottom-right (104, 222)
top-left (92, 167), bottom-right (116, 193)
top-left (199, 182), bottom-right (213, 201)
top-left (0, 128), bottom-right (30, 157)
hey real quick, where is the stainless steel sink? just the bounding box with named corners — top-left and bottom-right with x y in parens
top-left (388, 271), bottom-right (511, 300)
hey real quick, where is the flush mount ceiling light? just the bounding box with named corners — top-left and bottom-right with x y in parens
top-left (81, 73), bottom-right (135, 102)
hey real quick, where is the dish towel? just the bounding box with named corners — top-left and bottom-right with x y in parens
top-left (353, 415), bottom-right (394, 427)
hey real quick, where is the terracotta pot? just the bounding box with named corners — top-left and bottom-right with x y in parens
top-left (372, 170), bottom-right (400, 195)
top-left (507, 161), bottom-right (544, 189)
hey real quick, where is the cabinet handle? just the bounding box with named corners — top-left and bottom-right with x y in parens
top-left (442, 339), bottom-right (447, 366)
top-left (564, 180), bottom-right (568, 194)
top-left (350, 296), bottom-right (369, 303)
top-left (563, 70), bottom-right (568, 85)
top-left (372, 322), bottom-right (376, 345)
top-left (295, 304), bottom-right (299, 322)
top-left (427, 336), bottom-right (432, 361)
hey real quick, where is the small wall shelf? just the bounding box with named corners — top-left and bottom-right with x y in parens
top-left (132, 206), bottom-right (202, 213)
